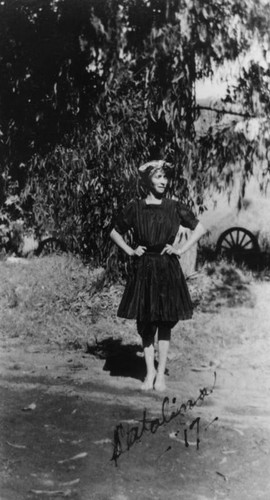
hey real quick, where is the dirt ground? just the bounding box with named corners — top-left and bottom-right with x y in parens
top-left (1, 256), bottom-right (270, 500)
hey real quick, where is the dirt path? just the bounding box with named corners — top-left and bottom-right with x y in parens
top-left (1, 280), bottom-right (270, 500)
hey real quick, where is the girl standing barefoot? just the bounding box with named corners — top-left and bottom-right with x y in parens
top-left (110, 160), bottom-right (205, 392)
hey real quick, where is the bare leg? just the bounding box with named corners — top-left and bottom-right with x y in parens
top-left (137, 322), bottom-right (157, 391)
top-left (141, 342), bottom-right (156, 390)
top-left (154, 324), bottom-right (171, 392)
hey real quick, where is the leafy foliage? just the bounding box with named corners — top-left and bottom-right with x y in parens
top-left (1, 0), bottom-right (270, 263)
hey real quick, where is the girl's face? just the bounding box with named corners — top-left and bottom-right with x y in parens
top-left (149, 169), bottom-right (168, 196)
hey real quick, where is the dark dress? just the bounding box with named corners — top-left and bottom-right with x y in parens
top-left (114, 198), bottom-right (199, 324)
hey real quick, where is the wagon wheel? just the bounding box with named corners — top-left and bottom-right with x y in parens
top-left (35, 237), bottom-right (67, 257)
top-left (216, 227), bottom-right (260, 261)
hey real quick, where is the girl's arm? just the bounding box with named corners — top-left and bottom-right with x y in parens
top-left (110, 228), bottom-right (146, 257)
top-left (178, 222), bottom-right (206, 257)
top-left (161, 222), bottom-right (206, 257)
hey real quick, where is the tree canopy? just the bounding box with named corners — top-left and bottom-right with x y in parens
top-left (1, 0), bottom-right (270, 261)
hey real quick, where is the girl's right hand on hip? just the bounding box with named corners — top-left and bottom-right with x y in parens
top-left (133, 246), bottom-right (147, 257)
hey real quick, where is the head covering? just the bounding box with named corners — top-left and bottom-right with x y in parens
top-left (138, 160), bottom-right (174, 177)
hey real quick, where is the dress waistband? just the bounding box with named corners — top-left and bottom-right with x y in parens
top-left (145, 245), bottom-right (165, 254)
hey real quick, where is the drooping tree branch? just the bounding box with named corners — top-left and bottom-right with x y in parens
top-left (197, 105), bottom-right (257, 119)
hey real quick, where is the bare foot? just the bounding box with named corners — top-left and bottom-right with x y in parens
top-left (141, 371), bottom-right (156, 391)
top-left (154, 374), bottom-right (166, 392)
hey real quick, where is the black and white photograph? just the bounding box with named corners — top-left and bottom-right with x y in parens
top-left (1, 1), bottom-right (270, 499)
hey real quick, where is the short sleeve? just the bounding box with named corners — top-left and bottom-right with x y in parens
top-left (176, 202), bottom-right (199, 230)
top-left (113, 200), bottom-right (136, 234)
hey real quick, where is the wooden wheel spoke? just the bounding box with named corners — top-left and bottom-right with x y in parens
top-left (239, 232), bottom-right (247, 246)
top-left (229, 232), bottom-right (236, 245)
top-left (223, 237), bottom-right (233, 248)
top-left (242, 239), bottom-right (253, 249)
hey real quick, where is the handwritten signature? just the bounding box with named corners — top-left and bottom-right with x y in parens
top-left (111, 372), bottom-right (217, 466)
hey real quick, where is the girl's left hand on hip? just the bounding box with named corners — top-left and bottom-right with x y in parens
top-left (160, 244), bottom-right (179, 256)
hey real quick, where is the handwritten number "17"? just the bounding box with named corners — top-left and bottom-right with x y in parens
top-left (184, 417), bottom-right (200, 450)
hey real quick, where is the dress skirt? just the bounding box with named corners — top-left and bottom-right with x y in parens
top-left (117, 252), bottom-right (193, 323)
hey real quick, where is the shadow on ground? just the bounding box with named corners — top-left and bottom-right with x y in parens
top-left (85, 338), bottom-right (147, 380)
